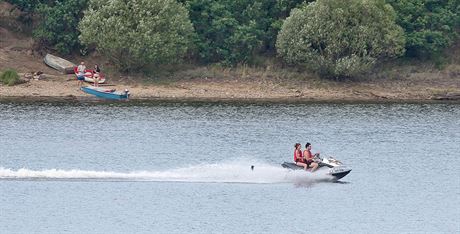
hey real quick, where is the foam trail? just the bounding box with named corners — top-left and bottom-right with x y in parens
top-left (0, 162), bottom-right (334, 184)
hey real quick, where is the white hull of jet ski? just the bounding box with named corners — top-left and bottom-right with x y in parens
top-left (281, 157), bottom-right (351, 180)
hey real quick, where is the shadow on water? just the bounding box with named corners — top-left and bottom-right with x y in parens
top-left (333, 181), bottom-right (351, 184)
top-left (293, 178), bottom-right (351, 188)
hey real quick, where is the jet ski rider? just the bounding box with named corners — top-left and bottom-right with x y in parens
top-left (303, 143), bottom-right (319, 172)
top-left (294, 143), bottom-right (308, 170)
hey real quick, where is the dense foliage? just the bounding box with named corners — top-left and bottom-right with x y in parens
top-left (5, 0), bottom-right (46, 12)
top-left (0, 69), bottom-right (21, 86)
top-left (79, 0), bottom-right (195, 71)
top-left (3, 0), bottom-right (48, 29)
top-left (5, 0), bottom-right (460, 76)
top-left (33, 0), bottom-right (88, 54)
top-left (5, 0), bottom-right (87, 54)
top-left (276, 0), bottom-right (406, 78)
top-left (387, 0), bottom-right (460, 58)
top-left (181, 0), bottom-right (306, 65)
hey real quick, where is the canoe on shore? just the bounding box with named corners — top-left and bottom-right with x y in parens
top-left (80, 86), bottom-right (130, 100)
top-left (74, 67), bottom-right (106, 84)
top-left (43, 54), bottom-right (75, 74)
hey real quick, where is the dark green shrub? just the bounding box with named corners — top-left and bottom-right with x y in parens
top-left (0, 69), bottom-right (21, 86)
top-left (33, 0), bottom-right (88, 54)
top-left (276, 0), bottom-right (405, 79)
top-left (181, 0), bottom-right (307, 65)
top-left (79, 0), bottom-right (195, 72)
top-left (5, 1), bottom-right (86, 54)
top-left (387, 0), bottom-right (460, 58)
top-left (5, 0), bottom-right (45, 12)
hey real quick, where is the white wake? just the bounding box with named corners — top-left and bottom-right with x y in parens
top-left (0, 162), bottom-right (334, 184)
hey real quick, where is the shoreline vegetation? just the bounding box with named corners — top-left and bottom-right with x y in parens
top-left (1, 47), bottom-right (459, 102)
top-left (0, 1), bottom-right (459, 103)
top-left (1, 28), bottom-right (459, 103)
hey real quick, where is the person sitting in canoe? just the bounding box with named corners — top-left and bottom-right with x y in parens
top-left (294, 143), bottom-right (308, 170)
top-left (303, 143), bottom-right (319, 172)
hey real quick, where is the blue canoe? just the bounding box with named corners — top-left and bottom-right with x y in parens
top-left (81, 86), bottom-right (130, 100)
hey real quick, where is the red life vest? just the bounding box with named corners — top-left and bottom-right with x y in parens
top-left (304, 149), bottom-right (313, 162)
top-left (294, 149), bottom-right (303, 163)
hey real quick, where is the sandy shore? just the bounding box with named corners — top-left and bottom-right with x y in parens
top-left (1, 71), bottom-right (460, 103)
top-left (1, 22), bottom-right (459, 103)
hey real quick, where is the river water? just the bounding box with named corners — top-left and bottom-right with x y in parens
top-left (0, 101), bottom-right (459, 233)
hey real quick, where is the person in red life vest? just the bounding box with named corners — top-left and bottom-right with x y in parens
top-left (294, 143), bottom-right (308, 170)
top-left (303, 142), bottom-right (319, 172)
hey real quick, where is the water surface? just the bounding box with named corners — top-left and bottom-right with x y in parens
top-left (1, 101), bottom-right (459, 233)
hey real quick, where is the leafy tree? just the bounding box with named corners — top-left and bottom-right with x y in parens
top-left (387, 0), bottom-right (460, 58)
top-left (183, 0), bottom-right (261, 64)
top-left (254, 0), bottom-right (308, 52)
top-left (4, 0), bottom-right (45, 12)
top-left (4, 1), bottom-right (50, 26)
top-left (79, 0), bottom-right (195, 72)
top-left (181, 0), bottom-right (306, 65)
top-left (33, 0), bottom-right (88, 54)
top-left (276, 0), bottom-right (405, 79)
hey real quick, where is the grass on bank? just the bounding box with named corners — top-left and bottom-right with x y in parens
top-left (83, 41), bottom-right (460, 92)
top-left (117, 56), bottom-right (323, 86)
top-left (0, 69), bottom-right (21, 86)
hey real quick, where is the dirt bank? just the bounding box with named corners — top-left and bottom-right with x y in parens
top-left (1, 16), bottom-right (459, 102)
top-left (1, 70), bottom-right (459, 102)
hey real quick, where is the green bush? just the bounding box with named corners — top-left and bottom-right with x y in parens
top-left (0, 69), bottom-right (21, 86)
top-left (33, 0), bottom-right (88, 54)
top-left (4, 0), bottom-right (41, 25)
top-left (387, 0), bottom-right (459, 58)
top-left (276, 0), bottom-right (406, 79)
top-left (5, 1), bottom-right (87, 53)
top-left (79, 0), bottom-right (195, 72)
top-left (182, 0), bottom-right (307, 65)
top-left (5, 0), bottom-right (44, 12)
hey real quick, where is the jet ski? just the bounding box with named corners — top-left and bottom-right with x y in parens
top-left (282, 156), bottom-right (351, 180)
